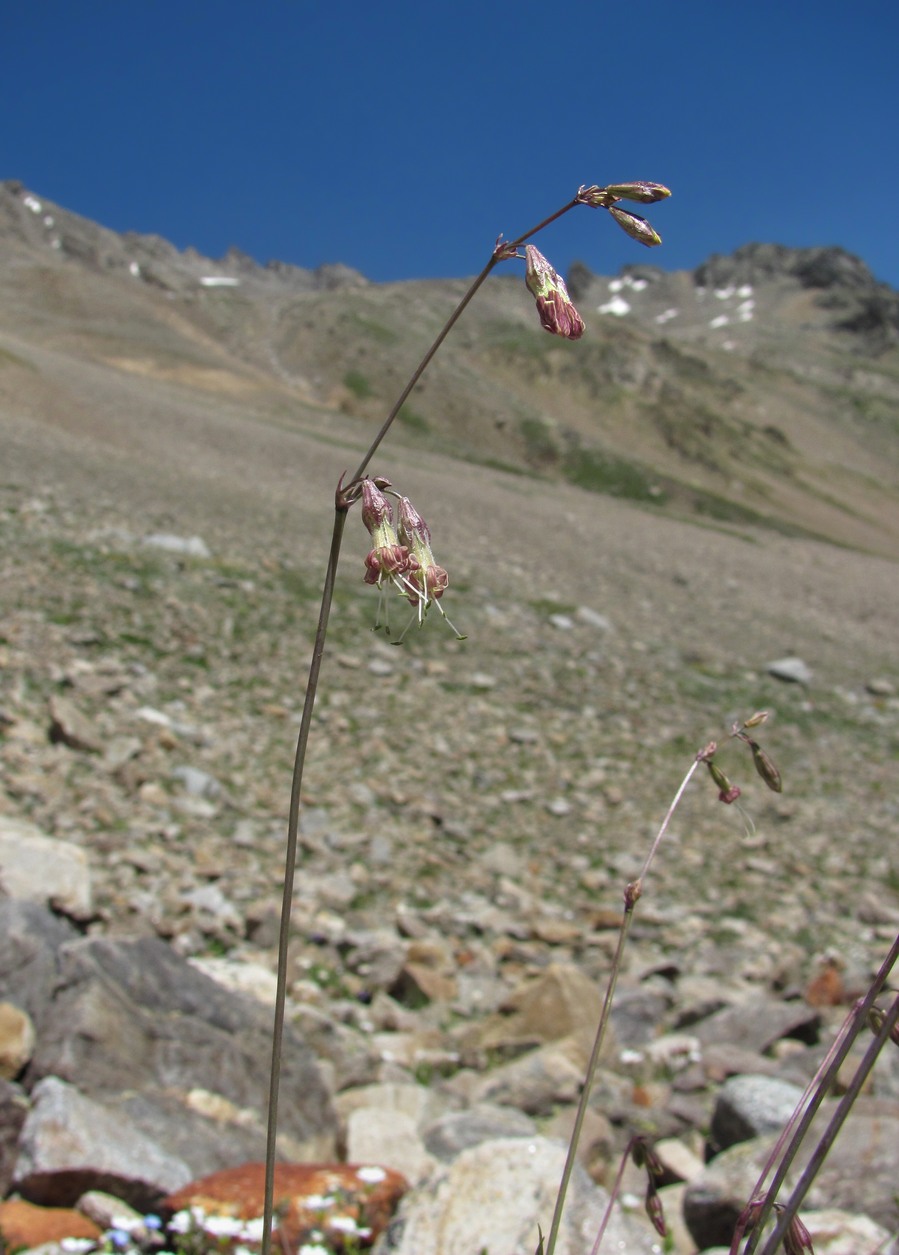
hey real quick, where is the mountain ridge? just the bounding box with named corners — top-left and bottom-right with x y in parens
top-left (1, 179), bottom-right (898, 558)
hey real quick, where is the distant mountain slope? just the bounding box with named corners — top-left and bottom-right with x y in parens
top-left (1, 179), bottom-right (897, 556)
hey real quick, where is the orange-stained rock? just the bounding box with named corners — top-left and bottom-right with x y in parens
top-left (806, 958), bottom-right (845, 1007)
top-left (163, 1161), bottom-right (407, 1250)
top-left (0, 1198), bottom-right (102, 1248)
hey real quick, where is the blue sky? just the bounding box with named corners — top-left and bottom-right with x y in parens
top-left (4, 2), bottom-right (898, 288)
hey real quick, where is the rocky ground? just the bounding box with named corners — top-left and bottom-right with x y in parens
top-left (1, 428), bottom-right (898, 1251)
top-left (2, 178), bottom-right (899, 1252)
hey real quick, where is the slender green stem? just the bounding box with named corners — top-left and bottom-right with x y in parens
top-left (260, 192), bottom-right (587, 1255)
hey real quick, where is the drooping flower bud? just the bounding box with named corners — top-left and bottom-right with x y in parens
top-left (644, 1183), bottom-right (667, 1238)
top-left (524, 245), bottom-right (586, 340)
top-left (867, 1006), bottom-right (899, 1049)
top-left (706, 759), bottom-right (741, 804)
top-left (775, 1205), bottom-right (814, 1255)
top-left (361, 477), bottom-right (394, 536)
top-left (749, 739), bottom-right (783, 793)
top-left (604, 181), bottom-right (672, 204)
top-left (743, 710), bottom-right (770, 729)
top-left (630, 1136), bottom-right (665, 1180)
top-left (396, 495), bottom-right (448, 607)
top-left (608, 206), bottom-right (663, 247)
top-left (360, 478), bottom-right (413, 588)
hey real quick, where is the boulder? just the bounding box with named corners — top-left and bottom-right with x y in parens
top-left (684, 1105), bottom-right (899, 1247)
top-left (0, 820), bottom-right (93, 919)
top-left (0, 1198), bottom-right (101, 1248)
top-left (0, 1001), bottom-right (36, 1079)
top-left (13, 1076), bottom-right (192, 1208)
top-left (709, 1073), bottom-right (806, 1154)
top-left (164, 1162), bottom-right (407, 1252)
top-left (0, 901), bottom-right (337, 1183)
top-left (374, 1135), bottom-right (657, 1255)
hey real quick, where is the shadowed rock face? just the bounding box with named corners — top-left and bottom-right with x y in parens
top-left (0, 901), bottom-right (338, 1203)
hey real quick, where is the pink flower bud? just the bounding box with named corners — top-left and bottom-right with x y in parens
top-left (396, 496), bottom-right (449, 606)
top-left (577, 182), bottom-right (671, 207)
top-left (867, 1006), bottom-right (899, 1049)
top-left (395, 494), bottom-right (432, 548)
top-left (749, 739), bottom-right (783, 793)
top-left (608, 206), bottom-right (663, 247)
top-left (604, 181), bottom-right (672, 204)
top-left (706, 760), bottom-right (730, 793)
top-left (644, 1184), bottom-right (667, 1238)
top-left (524, 246), bottom-right (586, 340)
top-left (706, 759), bottom-right (741, 803)
top-left (776, 1205), bottom-right (814, 1255)
top-left (361, 477), bottom-right (394, 535)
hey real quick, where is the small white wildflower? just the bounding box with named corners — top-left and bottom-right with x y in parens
top-left (110, 1216), bottom-right (144, 1234)
top-left (237, 1216), bottom-right (266, 1243)
top-left (202, 1214), bottom-right (246, 1239)
top-left (298, 1245), bottom-right (331, 1255)
top-left (356, 1165), bottom-right (386, 1184)
top-left (168, 1206), bottom-right (209, 1235)
top-left (61, 1241), bottom-right (95, 1254)
top-left (328, 1215), bottom-right (360, 1233)
top-left (302, 1193), bottom-right (336, 1210)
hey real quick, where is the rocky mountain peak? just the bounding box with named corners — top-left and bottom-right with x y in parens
top-left (693, 241), bottom-right (880, 291)
top-left (0, 179), bottom-right (368, 294)
top-left (567, 240), bottom-right (899, 352)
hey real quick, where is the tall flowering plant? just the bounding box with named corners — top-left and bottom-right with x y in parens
top-left (260, 179), bottom-right (673, 1255)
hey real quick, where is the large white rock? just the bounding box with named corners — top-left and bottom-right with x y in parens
top-left (0, 817), bottom-right (92, 919)
top-left (374, 1135), bottom-right (658, 1255)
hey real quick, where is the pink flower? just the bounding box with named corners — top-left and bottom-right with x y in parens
top-left (524, 246), bottom-right (586, 340)
top-left (396, 496), bottom-right (449, 608)
top-left (359, 479), bottom-right (414, 589)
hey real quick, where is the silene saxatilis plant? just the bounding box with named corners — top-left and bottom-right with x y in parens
top-left (256, 180), bottom-right (899, 1255)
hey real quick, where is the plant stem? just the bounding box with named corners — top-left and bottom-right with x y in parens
top-left (741, 929), bottom-right (899, 1255)
top-left (545, 902), bottom-right (635, 1255)
top-left (588, 1138), bottom-right (635, 1255)
top-left (260, 193), bottom-right (586, 1255)
top-left (544, 755), bottom-right (702, 1255)
top-left (261, 503), bottom-right (348, 1254)
top-left (727, 1008), bottom-right (859, 1255)
top-left (349, 197), bottom-right (581, 485)
top-left (757, 985), bottom-right (899, 1255)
